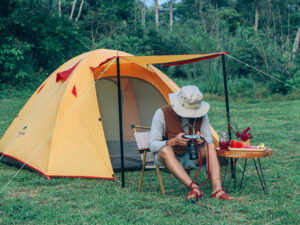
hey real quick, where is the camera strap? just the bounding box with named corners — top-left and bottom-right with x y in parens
top-left (189, 139), bottom-right (210, 188)
top-left (183, 118), bottom-right (197, 134)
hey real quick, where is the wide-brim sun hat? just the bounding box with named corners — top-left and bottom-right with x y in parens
top-left (169, 85), bottom-right (210, 118)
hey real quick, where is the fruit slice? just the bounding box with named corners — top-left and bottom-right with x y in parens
top-left (230, 140), bottom-right (244, 148)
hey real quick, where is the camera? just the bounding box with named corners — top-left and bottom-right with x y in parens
top-left (182, 135), bottom-right (206, 160)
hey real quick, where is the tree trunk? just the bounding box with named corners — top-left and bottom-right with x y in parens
top-left (291, 27), bottom-right (300, 64)
top-left (91, 20), bottom-right (95, 49)
top-left (75, 0), bottom-right (84, 23)
top-left (141, 2), bottom-right (145, 28)
top-left (58, 0), bottom-right (61, 17)
top-left (286, 7), bottom-right (290, 56)
top-left (69, 0), bottom-right (77, 20)
top-left (198, 0), bottom-right (207, 33)
top-left (272, 10), bottom-right (278, 53)
top-left (267, 1), bottom-right (271, 52)
top-left (155, 0), bottom-right (159, 30)
top-left (216, 3), bottom-right (219, 48)
top-left (169, 2), bottom-right (173, 32)
top-left (254, 5), bottom-right (259, 32)
top-left (277, 6), bottom-right (285, 55)
top-left (134, 0), bottom-right (136, 32)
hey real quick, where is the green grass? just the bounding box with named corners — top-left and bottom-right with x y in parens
top-left (0, 94), bottom-right (299, 224)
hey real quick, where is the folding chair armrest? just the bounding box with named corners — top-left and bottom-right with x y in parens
top-left (132, 125), bottom-right (151, 130)
top-left (136, 148), bottom-right (151, 153)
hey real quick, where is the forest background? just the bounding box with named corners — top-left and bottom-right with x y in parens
top-left (1, 0), bottom-right (300, 100)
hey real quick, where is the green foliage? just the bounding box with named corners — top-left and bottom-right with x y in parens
top-left (97, 34), bottom-right (145, 55)
top-left (0, 0), bottom-right (88, 87)
top-left (0, 35), bottom-right (34, 84)
top-left (219, 8), bottom-right (244, 33)
top-left (0, 0), bottom-right (299, 99)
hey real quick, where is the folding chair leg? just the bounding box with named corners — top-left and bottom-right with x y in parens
top-left (138, 151), bottom-right (147, 192)
top-left (153, 153), bottom-right (166, 195)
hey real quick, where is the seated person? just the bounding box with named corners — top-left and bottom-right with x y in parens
top-left (149, 85), bottom-right (233, 201)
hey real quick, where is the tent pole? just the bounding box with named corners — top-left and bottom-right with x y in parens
top-left (116, 57), bottom-right (125, 188)
top-left (221, 54), bottom-right (235, 188)
top-left (221, 55), bottom-right (231, 139)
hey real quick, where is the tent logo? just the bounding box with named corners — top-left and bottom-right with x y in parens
top-left (17, 126), bottom-right (27, 137)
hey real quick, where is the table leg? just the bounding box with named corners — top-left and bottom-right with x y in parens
top-left (253, 159), bottom-right (267, 194)
top-left (230, 158), bottom-right (234, 179)
top-left (240, 158), bottom-right (248, 189)
top-left (222, 159), bottom-right (229, 188)
top-left (258, 158), bottom-right (269, 195)
top-left (233, 159), bottom-right (237, 189)
top-left (226, 159), bottom-right (233, 190)
top-left (225, 158), bottom-right (237, 190)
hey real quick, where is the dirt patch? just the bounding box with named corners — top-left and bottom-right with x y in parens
top-left (11, 188), bottom-right (40, 198)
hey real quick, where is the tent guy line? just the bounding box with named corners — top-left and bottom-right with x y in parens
top-left (226, 54), bottom-right (300, 92)
top-left (0, 58), bottom-right (117, 194)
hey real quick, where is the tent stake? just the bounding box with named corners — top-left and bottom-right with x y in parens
top-left (116, 57), bottom-right (125, 187)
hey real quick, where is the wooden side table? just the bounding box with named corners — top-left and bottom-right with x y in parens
top-left (217, 148), bottom-right (272, 194)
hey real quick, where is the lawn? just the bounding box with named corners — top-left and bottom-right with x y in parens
top-left (0, 94), bottom-right (299, 224)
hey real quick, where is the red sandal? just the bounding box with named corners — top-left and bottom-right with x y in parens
top-left (210, 189), bottom-right (234, 200)
top-left (186, 186), bottom-right (203, 202)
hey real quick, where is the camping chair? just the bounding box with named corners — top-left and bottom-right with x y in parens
top-left (131, 125), bottom-right (166, 195)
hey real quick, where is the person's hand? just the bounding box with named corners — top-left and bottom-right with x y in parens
top-left (167, 132), bottom-right (189, 147)
top-left (196, 131), bottom-right (205, 146)
top-left (175, 133), bottom-right (189, 146)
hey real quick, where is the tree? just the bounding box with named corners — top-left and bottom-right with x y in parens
top-left (75, 0), bottom-right (85, 23)
top-left (254, 0), bottom-right (259, 32)
top-left (58, 0), bottom-right (61, 17)
top-left (291, 27), bottom-right (300, 64)
top-left (69, 0), bottom-right (77, 20)
top-left (155, 0), bottom-right (159, 30)
top-left (169, 1), bottom-right (173, 32)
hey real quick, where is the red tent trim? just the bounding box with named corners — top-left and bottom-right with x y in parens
top-left (91, 53), bottom-right (228, 71)
top-left (0, 153), bottom-right (116, 180)
top-left (37, 84), bottom-right (45, 94)
top-left (72, 85), bottom-right (77, 97)
top-left (48, 175), bottom-right (116, 180)
top-left (56, 60), bottom-right (81, 82)
top-left (161, 52), bottom-right (228, 66)
top-left (1, 153), bottom-right (51, 180)
top-left (90, 56), bottom-right (117, 70)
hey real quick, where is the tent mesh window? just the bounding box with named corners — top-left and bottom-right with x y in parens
top-left (95, 77), bottom-right (167, 171)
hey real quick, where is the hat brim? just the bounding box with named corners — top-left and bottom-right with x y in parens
top-left (169, 92), bottom-right (210, 118)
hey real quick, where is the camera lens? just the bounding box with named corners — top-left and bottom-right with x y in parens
top-left (188, 141), bottom-right (198, 160)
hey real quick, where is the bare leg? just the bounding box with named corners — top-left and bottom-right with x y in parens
top-left (195, 143), bottom-right (233, 199)
top-left (157, 146), bottom-right (201, 197)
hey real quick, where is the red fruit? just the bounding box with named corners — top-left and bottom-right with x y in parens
top-left (230, 140), bottom-right (244, 148)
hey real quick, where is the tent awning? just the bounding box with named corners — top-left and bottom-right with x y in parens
top-left (91, 52), bottom-right (228, 72)
top-left (89, 51), bottom-right (230, 187)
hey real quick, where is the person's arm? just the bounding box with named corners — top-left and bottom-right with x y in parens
top-left (149, 109), bottom-right (167, 153)
top-left (167, 133), bottom-right (188, 147)
top-left (199, 114), bottom-right (213, 144)
top-left (149, 109), bottom-right (189, 153)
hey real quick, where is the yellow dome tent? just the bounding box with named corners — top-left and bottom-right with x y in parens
top-left (0, 49), bottom-right (226, 180)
